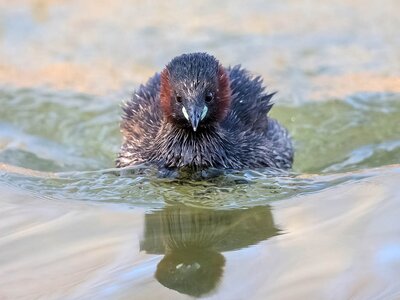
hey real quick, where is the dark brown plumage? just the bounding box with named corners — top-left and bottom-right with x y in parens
top-left (116, 53), bottom-right (293, 171)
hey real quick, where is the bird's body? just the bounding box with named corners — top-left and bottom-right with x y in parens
top-left (116, 53), bottom-right (293, 171)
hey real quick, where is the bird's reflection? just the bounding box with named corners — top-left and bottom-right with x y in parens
top-left (140, 204), bottom-right (280, 297)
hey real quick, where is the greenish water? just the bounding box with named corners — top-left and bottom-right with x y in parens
top-left (0, 87), bottom-right (399, 209)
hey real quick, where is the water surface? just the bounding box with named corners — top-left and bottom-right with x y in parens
top-left (1, 87), bottom-right (399, 299)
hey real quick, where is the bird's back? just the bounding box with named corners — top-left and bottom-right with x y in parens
top-left (223, 65), bottom-right (274, 134)
top-left (222, 65), bottom-right (293, 169)
top-left (117, 74), bottom-right (163, 167)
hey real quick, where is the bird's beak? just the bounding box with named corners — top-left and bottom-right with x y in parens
top-left (182, 105), bottom-right (208, 132)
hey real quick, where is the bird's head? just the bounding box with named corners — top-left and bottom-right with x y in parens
top-left (160, 53), bottom-right (231, 132)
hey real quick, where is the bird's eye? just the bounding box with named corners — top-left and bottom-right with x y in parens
top-left (176, 95), bottom-right (182, 103)
top-left (205, 92), bottom-right (213, 103)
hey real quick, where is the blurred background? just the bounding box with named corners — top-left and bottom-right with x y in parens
top-left (1, 0), bottom-right (399, 101)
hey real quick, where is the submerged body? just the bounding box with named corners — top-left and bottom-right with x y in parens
top-left (116, 53), bottom-right (293, 171)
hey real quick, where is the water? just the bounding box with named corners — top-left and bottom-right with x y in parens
top-left (1, 87), bottom-right (399, 299)
top-left (1, 88), bottom-right (398, 209)
top-left (1, 0), bottom-right (400, 299)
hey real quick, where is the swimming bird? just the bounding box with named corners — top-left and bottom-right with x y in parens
top-left (116, 53), bottom-right (293, 171)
